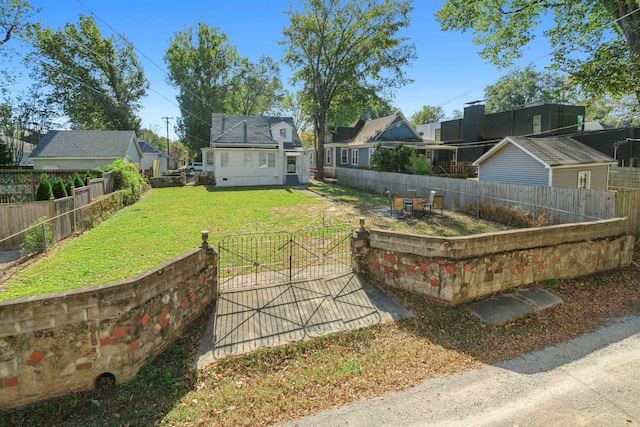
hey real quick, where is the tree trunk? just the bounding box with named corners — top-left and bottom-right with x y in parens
top-left (610, 0), bottom-right (640, 104)
top-left (315, 110), bottom-right (325, 180)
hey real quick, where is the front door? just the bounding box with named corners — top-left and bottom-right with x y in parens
top-left (287, 156), bottom-right (296, 174)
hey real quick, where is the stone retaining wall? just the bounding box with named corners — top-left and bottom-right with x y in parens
top-left (0, 244), bottom-right (218, 410)
top-left (352, 218), bottom-right (635, 306)
top-left (149, 174), bottom-right (186, 188)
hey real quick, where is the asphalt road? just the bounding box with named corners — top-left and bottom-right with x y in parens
top-left (283, 315), bottom-right (640, 427)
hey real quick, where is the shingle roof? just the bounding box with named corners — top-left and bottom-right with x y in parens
top-left (210, 114), bottom-right (301, 149)
top-left (138, 140), bottom-right (167, 156)
top-left (331, 113), bottom-right (422, 145)
top-left (30, 130), bottom-right (138, 158)
top-left (502, 136), bottom-right (615, 166)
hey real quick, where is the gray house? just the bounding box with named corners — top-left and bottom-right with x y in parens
top-left (30, 130), bottom-right (142, 170)
top-left (473, 136), bottom-right (616, 190)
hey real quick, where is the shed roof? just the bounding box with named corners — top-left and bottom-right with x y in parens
top-left (30, 130), bottom-right (139, 159)
top-left (473, 136), bottom-right (616, 167)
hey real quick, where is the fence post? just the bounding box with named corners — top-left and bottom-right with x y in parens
top-left (87, 177), bottom-right (92, 202)
top-left (41, 222), bottom-right (48, 254)
top-left (71, 186), bottom-right (77, 233)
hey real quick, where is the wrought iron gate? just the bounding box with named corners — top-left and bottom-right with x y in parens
top-left (217, 224), bottom-right (353, 290)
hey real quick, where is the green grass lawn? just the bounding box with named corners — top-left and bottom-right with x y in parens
top-left (1, 186), bottom-right (323, 300)
top-left (1, 183), bottom-right (500, 300)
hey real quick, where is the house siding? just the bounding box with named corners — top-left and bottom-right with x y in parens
top-left (552, 165), bottom-right (609, 190)
top-left (126, 142), bottom-right (142, 164)
top-left (478, 143), bottom-right (549, 186)
top-left (214, 149), bottom-right (282, 187)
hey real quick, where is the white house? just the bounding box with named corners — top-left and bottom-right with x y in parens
top-left (202, 114), bottom-right (311, 187)
top-left (473, 136), bottom-right (617, 190)
top-left (29, 130), bottom-right (142, 170)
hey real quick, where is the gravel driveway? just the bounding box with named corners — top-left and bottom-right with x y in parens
top-left (283, 315), bottom-right (640, 426)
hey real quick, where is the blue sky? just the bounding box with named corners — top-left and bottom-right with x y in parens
top-left (18, 0), bottom-right (554, 139)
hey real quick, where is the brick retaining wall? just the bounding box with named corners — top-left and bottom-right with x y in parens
top-left (0, 244), bottom-right (218, 410)
top-left (352, 218), bottom-right (635, 306)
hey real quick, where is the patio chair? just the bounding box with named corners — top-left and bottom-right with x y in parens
top-left (424, 190), bottom-right (437, 211)
top-left (393, 196), bottom-right (404, 216)
top-left (412, 196), bottom-right (424, 216)
top-left (431, 195), bottom-right (444, 215)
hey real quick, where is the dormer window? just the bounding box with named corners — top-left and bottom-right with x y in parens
top-left (280, 128), bottom-right (286, 138)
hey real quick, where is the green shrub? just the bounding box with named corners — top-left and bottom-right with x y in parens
top-left (408, 151), bottom-right (433, 176)
top-left (51, 176), bottom-right (68, 199)
top-left (106, 159), bottom-right (148, 204)
top-left (73, 172), bottom-right (85, 188)
top-left (21, 217), bottom-right (54, 254)
top-left (64, 178), bottom-right (74, 196)
top-left (35, 174), bottom-right (53, 201)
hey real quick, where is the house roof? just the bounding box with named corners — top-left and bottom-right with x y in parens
top-left (30, 130), bottom-right (139, 159)
top-left (473, 136), bottom-right (616, 167)
top-left (331, 113), bottom-right (422, 145)
top-left (138, 140), bottom-right (168, 157)
top-left (210, 114), bottom-right (301, 148)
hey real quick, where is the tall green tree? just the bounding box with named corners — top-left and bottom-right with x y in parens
top-left (165, 24), bottom-right (239, 152)
top-left (483, 64), bottom-right (574, 113)
top-left (30, 15), bottom-right (147, 131)
top-left (410, 105), bottom-right (445, 126)
top-left (0, 135), bottom-right (11, 165)
top-left (229, 56), bottom-right (284, 115)
top-left (283, 0), bottom-right (416, 178)
top-left (0, 0), bottom-right (38, 87)
top-left (436, 1), bottom-right (640, 104)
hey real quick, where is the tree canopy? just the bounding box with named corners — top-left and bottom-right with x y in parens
top-left (436, 1), bottom-right (640, 103)
top-left (229, 56), bottom-right (284, 116)
top-left (483, 64), bottom-right (573, 113)
top-left (0, 0), bottom-right (38, 89)
top-left (165, 24), bottom-right (283, 153)
top-left (410, 105), bottom-right (445, 126)
top-left (30, 15), bottom-right (148, 131)
top-left (282, 0), bottom-right (416, 177)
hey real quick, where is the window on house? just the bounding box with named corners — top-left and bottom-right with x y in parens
top-left (206, 151), bottom-right (214, 165)
top-left (325, 148), bottom-right (331, 165)
top-left (280, 128), bottom-right (286, 138)
top-left (220, 152), bottom-right (229, 167)
top-left (244, 153), bottom-right (252, 168)
top-left (259, 152), bottom-right (276, 168)
top-left (532, 115), bottom-right (542, 134)
top-left (577, 114), bottom-right (584, 132)
top-left (340, 148), bottom-right (348, 164)
top-left (435, 128), bottom-right (441, 141)
top-left (578, 171), bottom-right (591, 189)
top-left (351, 149), bottom-right (358, 166)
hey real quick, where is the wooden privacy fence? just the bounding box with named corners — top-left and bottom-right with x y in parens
top-left (0, 170), bottom-right (113, 203)
top-left (0, 175), bottom-right (114, 251)
top-left (335, 168), bottom-right (621, 227)
top-left (609, 167), bottom-right (640, 190)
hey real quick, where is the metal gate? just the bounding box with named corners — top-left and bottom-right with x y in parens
top-left (217, 224), bottom-right (353, 291)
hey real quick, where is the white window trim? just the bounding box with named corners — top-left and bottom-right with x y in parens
top-left (325, 148), bottom-right (331, 165)
top-left (578, 171), bottom-right (591, 189)
top-left (220, 152), bottom-right (229, 168)
top-left (340, 148), bottom-right (348, 165)
top-left (351, 149), bottom-right (358, 166)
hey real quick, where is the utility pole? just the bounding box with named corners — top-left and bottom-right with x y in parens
top-left (161, 116), bottom-right (173, 157)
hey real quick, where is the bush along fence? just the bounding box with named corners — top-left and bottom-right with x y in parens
top-left (0, 233), bottom-right (218, 410)
top-left (333, 168), bottom-right (640, 235)
top-left (351, 218), bottom-right (635, 306)
top-left (0, 173), bottom-right (116, 252)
